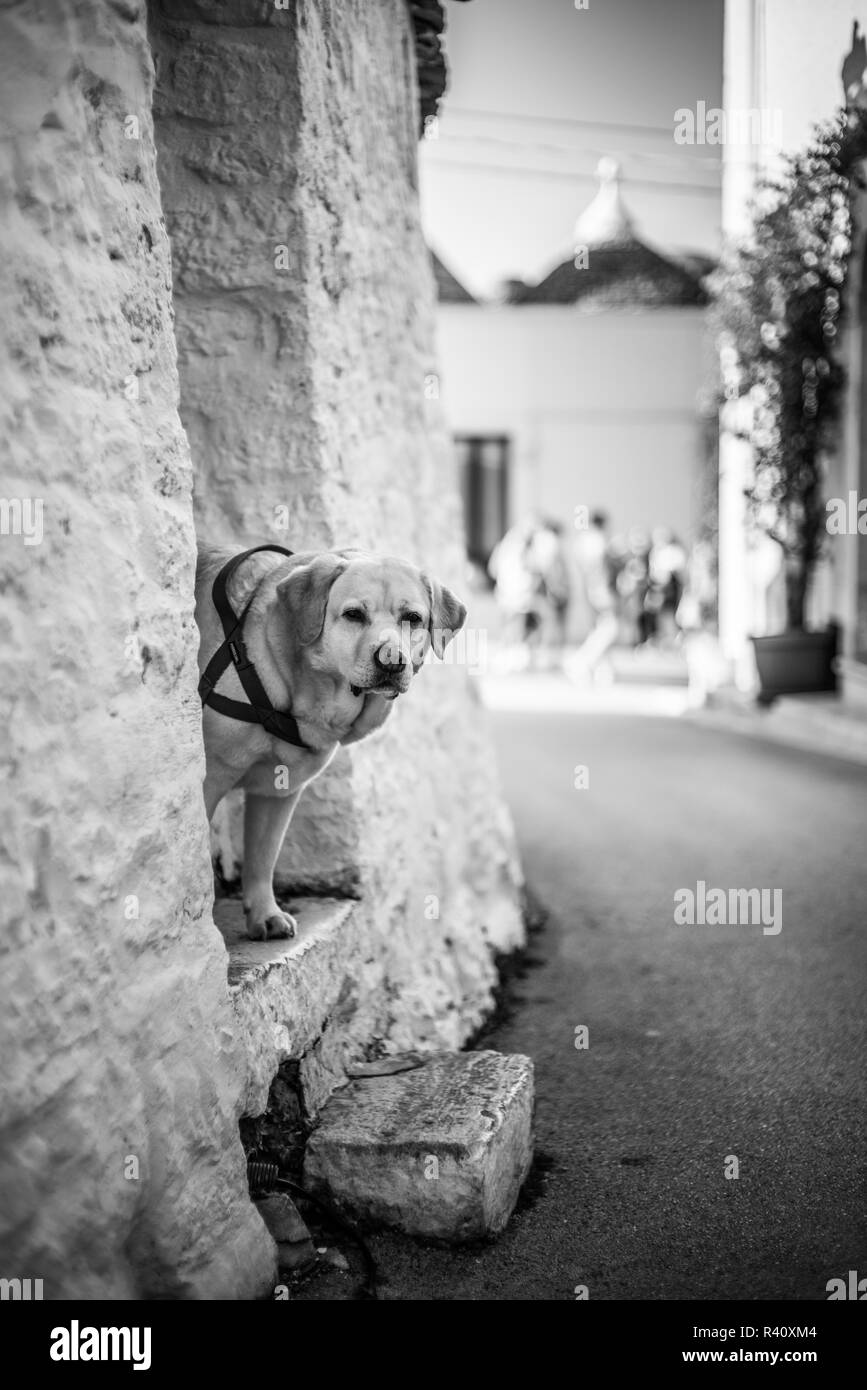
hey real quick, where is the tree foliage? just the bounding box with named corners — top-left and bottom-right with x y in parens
top-left (712, 110), bottom-right (867, 627)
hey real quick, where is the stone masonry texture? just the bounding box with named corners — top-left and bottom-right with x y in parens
top-left (0, 0), bottom-right (274, 1299)
top-left (0, 0), bottom-right (523, 1298)
top-left (150, 0), bottom-right (525, 1113)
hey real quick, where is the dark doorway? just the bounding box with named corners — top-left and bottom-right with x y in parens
top-left (455, 434), bottom-right (510, 572)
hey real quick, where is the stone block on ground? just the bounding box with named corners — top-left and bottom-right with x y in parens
top-left (302, 1051), bottom-right (534, 1241)
top-left (213, 896), bottom-right (361, 1116)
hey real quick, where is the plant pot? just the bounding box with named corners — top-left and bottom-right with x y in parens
top-left (751, 626), bottom-right (839, 705)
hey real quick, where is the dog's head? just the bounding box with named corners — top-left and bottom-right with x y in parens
top-left (277, 551), bottom-right (466, 698)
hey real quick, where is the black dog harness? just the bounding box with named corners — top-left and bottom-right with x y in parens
top-left (198, 544), bottom-right (311, 750)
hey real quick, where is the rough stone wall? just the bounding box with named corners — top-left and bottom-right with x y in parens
top-left (150, 0), bottom-right (524, 1110)
top-left (0, 2), bottom-right (274, 1298)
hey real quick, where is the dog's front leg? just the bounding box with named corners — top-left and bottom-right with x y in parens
top-left (203, 762), bottom-right (241, 823)
top-left (242, 790), bottom-right (302, 941)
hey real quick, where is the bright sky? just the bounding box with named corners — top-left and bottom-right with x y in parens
top-left (420, 0), bottom-right (724, 298)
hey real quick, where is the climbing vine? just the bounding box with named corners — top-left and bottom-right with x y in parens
top-left (712, 108), bottom-right (867, 628)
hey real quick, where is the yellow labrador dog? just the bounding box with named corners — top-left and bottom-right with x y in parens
top-left (196, 544), bottom-right (466, 941)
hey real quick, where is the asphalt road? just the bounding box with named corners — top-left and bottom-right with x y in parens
top-left (368, 705), bottom-right (867, 1301)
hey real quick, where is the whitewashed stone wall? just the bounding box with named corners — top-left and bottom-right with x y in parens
top-left (151, 0), bottom-right (525, 1110)
top-left (0, 0), bottom-right (523, 1299)
top-left (0, 1), bottom-right (273, 1299)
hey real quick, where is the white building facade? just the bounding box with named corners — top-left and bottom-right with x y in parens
top-left (434, 164), bottom-right (714, 574)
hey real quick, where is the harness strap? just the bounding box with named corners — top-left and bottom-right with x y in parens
top-left (198, 544), bottom-right (311, 749)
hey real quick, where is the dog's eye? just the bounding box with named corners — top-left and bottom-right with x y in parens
top-left (343, 607), bottom-right (368, 624)
top-left (404, 613), bottom-right (425, 627)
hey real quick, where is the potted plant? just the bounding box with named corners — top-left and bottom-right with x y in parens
top-left (714, 111), bottom-right (867, 702)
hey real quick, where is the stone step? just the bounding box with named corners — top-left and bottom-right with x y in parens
top-left (695, 689), bottom-right (867, 766)
top-left (214, 897), bottom-right (359, 1116)
top-left (303, 1050), bottom-right (534, 1242)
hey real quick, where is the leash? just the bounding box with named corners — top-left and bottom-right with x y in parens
top-left (198, 544), bottom-right (311, 750)
top-left (247, 1161), bottom-right (378, 1300)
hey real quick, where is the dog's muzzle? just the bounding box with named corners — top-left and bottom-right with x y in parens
top-left (351, 646), bottom-right (410, 699)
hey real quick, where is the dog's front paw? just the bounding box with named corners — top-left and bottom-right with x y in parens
top-left (243, 905), bottom-right (297, 942)
top-left (266, 909), bottom-right (297, 940)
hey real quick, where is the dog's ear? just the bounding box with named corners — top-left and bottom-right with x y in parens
top-left (277, 554), bottom-right (348, 645)
top-left (423, 573), bottom-right (467, 659)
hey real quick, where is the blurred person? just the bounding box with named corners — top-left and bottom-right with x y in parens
top-left (565, 510), bottom-right (618, 683)
top-left (533, 517), bottom-right (572, 663)
top-left (603, 531), bottom-right (630, 641)
top-left (618, 526), bottom-right (652, 647)
top-left (487, 515), bottom-right (542, 669)
top-left (675, 536), bottom-right (716, 636)
top-left (646, 526), bottom-right (688, 647)
top-left (677, 538), bottom-right (726, 706)
top-left (488, 514), bottom-right (573, 670)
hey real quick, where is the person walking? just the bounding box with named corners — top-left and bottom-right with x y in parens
top-left (565, 510), bottom-right (618, 683)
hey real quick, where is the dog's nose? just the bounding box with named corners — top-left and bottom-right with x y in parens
top-left (374, 645), bottom-right (407, 674)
